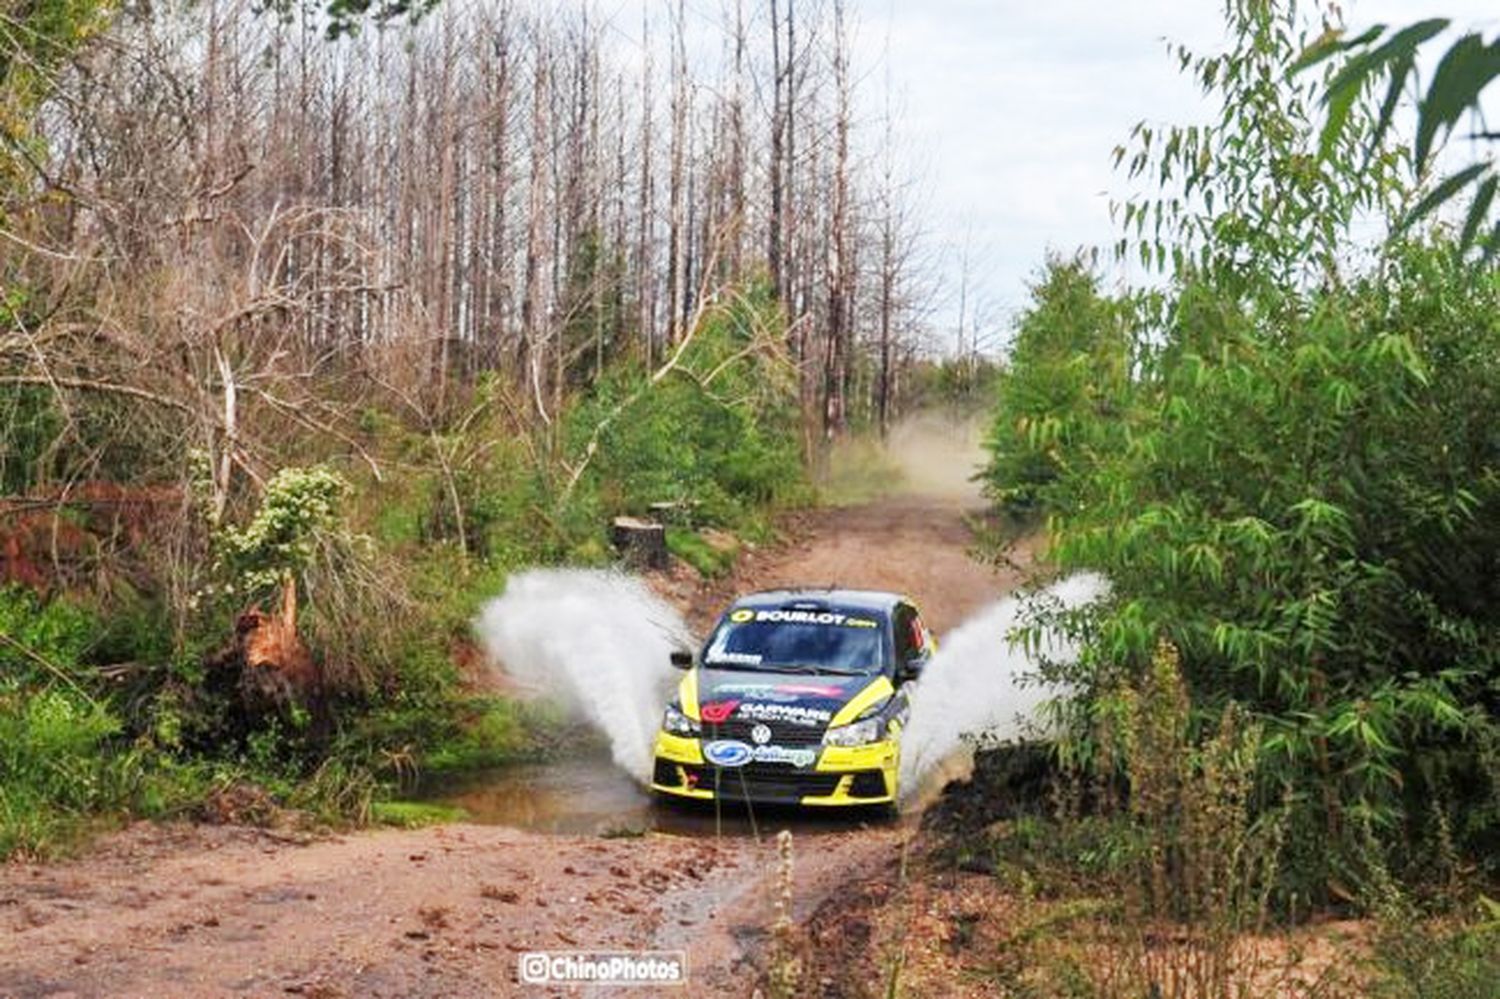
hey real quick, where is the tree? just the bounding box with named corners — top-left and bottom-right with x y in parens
top-left (1005, 0), bottom-right (1500, 899)
top-left (980, 257), bottom-right (1130, 515)
top-left (1299, 17), bottom-right (1500, 257)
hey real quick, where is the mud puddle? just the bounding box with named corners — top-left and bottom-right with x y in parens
top-left (421, 750), bottom-right (902, 839)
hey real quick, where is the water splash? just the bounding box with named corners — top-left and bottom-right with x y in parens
top-left (899, 573), bottom-right (1108, 800)
top-left (475, 569), bottom-right (694, 781)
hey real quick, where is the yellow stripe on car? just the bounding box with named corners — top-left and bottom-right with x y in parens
top-left (654, 731), bottom-right (704, 764)
top-left (679, 667), bottom-right (700, 721)
top-left (828, 675), bottom-right (894, 727)
top-left (817, 741), bottom-right (897, 771)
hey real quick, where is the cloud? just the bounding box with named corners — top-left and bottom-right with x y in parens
top-left (872, 0), bottom-right (1500, 351)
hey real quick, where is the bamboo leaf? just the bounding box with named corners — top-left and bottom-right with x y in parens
top-left (1397, 162), bottom-right (1490, 237)
top-left (1458, 173), bottom-right (1498, 249)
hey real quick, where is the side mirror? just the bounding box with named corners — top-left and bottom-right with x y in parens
top-left (669, 650), bottom-right (694, 670)
top-left (897, 654), bottom-right (928, 685)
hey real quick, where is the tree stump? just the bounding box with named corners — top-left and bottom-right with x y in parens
top-left (207, 576), bottom-right (322, 720)
top-left (611, 516), bottom-right (668, 570)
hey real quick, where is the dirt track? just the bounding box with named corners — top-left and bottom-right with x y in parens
top-left (0, 493), bottom-right (1030, 999)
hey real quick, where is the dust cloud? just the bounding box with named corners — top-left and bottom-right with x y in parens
top-left (820, 410), bottom-right (989, 505)
top-left (898, 573), bottom-right (1108, 802)
top-left (884, 410), bottom-right (989, 503)
top-left (474, 569), bottom-right (694, 782)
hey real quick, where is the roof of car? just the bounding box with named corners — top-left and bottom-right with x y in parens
top-left (729, 588), bottom-right (906, 614)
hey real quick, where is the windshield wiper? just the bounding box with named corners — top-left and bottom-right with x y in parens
top-left (702, 660), bottom-right (868, 676)
top-left (774, 663), bottom-right (871, 676)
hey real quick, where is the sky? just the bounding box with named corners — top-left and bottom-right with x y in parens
top-left (867, 1), bottom-right (1500, 356)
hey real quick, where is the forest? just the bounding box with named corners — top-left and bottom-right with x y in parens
top-left (3, 0), bottom-right (1500, 996)
top-left (1, 0), bottom-right (940, 850)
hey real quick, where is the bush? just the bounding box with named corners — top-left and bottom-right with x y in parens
top-left (981, 257), bottom-right (1134, 515)
top-left (989, 0), bottom-right (1500, 905)
top-left (562, 280), bottom-right (807, 528)
top-left (1372, 901), bottom-right (1500, 999)
top-left (1041, 252), bottom-right (1500, 900)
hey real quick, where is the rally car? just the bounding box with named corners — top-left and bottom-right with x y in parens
top-left (650, 589), bottom-right (934, 807)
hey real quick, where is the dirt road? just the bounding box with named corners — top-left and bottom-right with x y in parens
top-left (0, 493), bottom-right (1029, 999)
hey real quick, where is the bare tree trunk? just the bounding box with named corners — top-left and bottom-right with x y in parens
top-left (665, 0), bottom-right (687, 344)
top-left (822, 0), bottom-right (851, 440)
top-left (728, 0), bottom-right (746, 280)
top-left (523, 41), bottom-right (552, 422)
top-left (636, 5), bottom-right (656, 366)
top-left (767, 0), bottom-right (785, 305)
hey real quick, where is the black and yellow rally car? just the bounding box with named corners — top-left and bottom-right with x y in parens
top-left (651, 589), bottom-right (934, 807)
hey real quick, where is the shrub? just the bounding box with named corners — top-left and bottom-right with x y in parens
top-left (995, 0), bottom-right (1500, 903)
top-left (562, 280), bottom-right (806, 528)
top-left (981, 256), bottom-right (1135, 515)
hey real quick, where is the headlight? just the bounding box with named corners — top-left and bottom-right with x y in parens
top-left (662, 704), bottom-right (700, 736)
top-left (822, 717), bottom-right (882, 747)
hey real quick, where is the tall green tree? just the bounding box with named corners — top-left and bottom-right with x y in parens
top-left (981, 256), bottom-right (1132, 515)
top-left (1004, 0), bottom-right (1500, 902)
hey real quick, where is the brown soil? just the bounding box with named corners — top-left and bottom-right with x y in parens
top-left (654, 494), bottom-right (1035, 635)
top-left (0, 494), bottom-right (1025, 999)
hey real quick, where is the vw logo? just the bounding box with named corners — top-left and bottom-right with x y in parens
top-left (750, 723), bottom-right (772, 746)
top-left (703, 740), bottom-right (752, 768)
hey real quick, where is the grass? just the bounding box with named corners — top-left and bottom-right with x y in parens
top-left (418, 699), bottom-right (567, 776)
top-left (666, 526), bottom-right (740, 577)
top-left (370, 800), bottom-right (468, 827)
top-left (815, 432), bottom-right (906, 506)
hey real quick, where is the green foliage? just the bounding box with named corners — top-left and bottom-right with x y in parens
top-left (1300, 18), bottom-right (1500, 258)
top-left (982, 257), bottom-right (1134, 515)
top-left (0, 383), bottom-right (63, 494)
top-left (0, 688), bottom-right (131, 857)
top-left (370, 799), bottom-right (467, 827)
top-left (1113, 0), bottom-right (1402, 294)
top-left (905, 356), bottom-right (1002, 413)
top-left (562, 280), bottom-right (806, 527)
top-left (0, 585), bottom-right (97, 681)
top-left (259, 0), bottom-right (441, 40)
top-left (1044, 245), bottom-right (1500, 900)
top-left (666, 527), bottom-right (739, 578)
top-left (417, 699), bottom-right (539, 773)
top-left (0, 0), bottom-right (115, 199)
top-left (992, 0), bottom-right (1500, 906)
top-left (0, 589), bottom-right (138, 855)
top-left (1371, 902), bottom-right (1500, 999)
top-left (213, 465), bottom-right (353, 600)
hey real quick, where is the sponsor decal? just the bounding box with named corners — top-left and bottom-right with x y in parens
top-left (750, 723), bottom-right (772, 745)
top-left (703, 740), bottom-right (752, 767)
top-left (736, 701), bottom-right (832, 726)
top-left (708, 651), bottom-right (763, 666)
top-left (714, 682), bottom-right (845, 699)
top-left (702, 739), bottom-right (818, 769)
top-left (700, 700), bottom-right (739, 724)
top-left (750, 745), bottom-right (817, 767)
top-left (742, 609), bottom-right (879, 629)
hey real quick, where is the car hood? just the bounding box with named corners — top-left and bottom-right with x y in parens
top-left (688, 667), bottom-right (884, 729)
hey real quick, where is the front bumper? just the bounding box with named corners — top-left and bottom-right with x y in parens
top-left (649, 731), bottom-right (899, 806)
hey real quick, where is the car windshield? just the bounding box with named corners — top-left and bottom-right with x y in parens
top-left (702, 609), bottom-right (886, 675)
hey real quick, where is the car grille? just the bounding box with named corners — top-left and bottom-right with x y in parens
top-left (655, 759), bottom-right (889, 802)
top-left (705, 720), bottom-right (826, 746)
top-left (847, 770), bottom-right (889, 798)
top-left (707, 764), bottom-right (842, 800)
